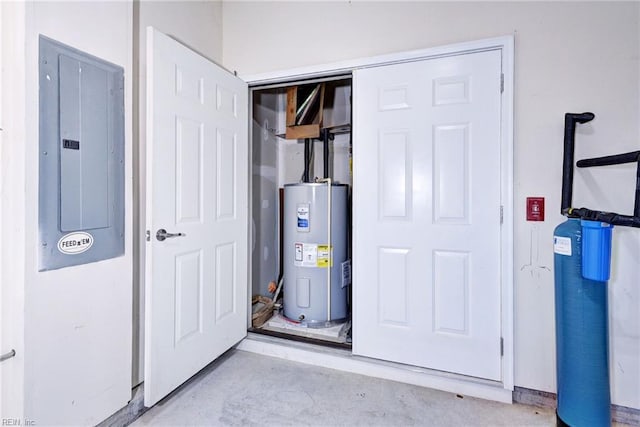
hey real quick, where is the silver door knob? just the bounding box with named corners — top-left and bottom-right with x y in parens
top-left (156, 228), bottom-right (185, 241)
top-left (0, 349), bottom-right (16, 363)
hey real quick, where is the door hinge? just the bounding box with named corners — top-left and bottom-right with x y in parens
top-left (500, 73), bottom-right (504, 93)
top-left (500, 205), bottom-right (504, 225)
top-left (500, 337), bottom-right (504, 356)
top-left (146, 230), bottom-right (151, 242)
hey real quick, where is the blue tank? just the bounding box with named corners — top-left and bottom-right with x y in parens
top-left (554, 218), bottom-right (610, 426)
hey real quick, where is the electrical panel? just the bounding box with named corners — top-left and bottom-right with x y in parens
top-left (39, 36), bottom-right (125, 271)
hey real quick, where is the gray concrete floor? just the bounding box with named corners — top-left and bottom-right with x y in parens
top-left (132, 349), bottom-right (563, 426)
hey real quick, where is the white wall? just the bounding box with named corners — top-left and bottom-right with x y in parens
top-left (1, 1), bottom-right (27, 421)
top-left (222, 1), bottom-right (640, 409)
top-left (2, 1), bottom-right (134, 424)
top-left (133, 0), bottom-right (223, 386)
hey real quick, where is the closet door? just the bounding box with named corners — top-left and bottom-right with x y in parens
top-left (352, 50), bottom-right (503, 381)
top-left (144, 27), bottom-right (248, 406)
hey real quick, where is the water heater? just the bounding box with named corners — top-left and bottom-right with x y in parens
top-left (283, 183), bottom-right (349, 326)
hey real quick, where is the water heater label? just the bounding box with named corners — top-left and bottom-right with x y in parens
top-left (553, 236), bottom-right (572, 256)
top-left (297, 204), bottom-right (310, 232)
top-left (294, 243), bottom-right (304, 262)
top-left (316, 245), bottom-right (333, 268)
top-left (294, 243), bottom-right (333, 268)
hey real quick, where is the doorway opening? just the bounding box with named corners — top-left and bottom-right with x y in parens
top-left (249, 75), bottom-right (353, 348)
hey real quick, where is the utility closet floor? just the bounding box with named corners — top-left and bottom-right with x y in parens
top-left (133, 350), bottom-right (553, 426)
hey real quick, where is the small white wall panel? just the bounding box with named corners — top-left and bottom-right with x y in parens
top-left (433, 251), bottom-right (469, 334)
top-left (378, 248), bottom-right (410, 326)
top-left (176, 118), bottom-right (203, 223)
top-left (379, 131), bottom-right (410, 219)
top-left (174, 250), bottom-right (203, 344)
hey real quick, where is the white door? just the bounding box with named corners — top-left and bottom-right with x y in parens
top-left (144, 28), bottom-right (248, 406)
top-left (353, 50), bottom-right (503, 381)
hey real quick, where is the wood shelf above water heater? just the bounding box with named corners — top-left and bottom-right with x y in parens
top-left (285, 83), bottom-right (326, 139)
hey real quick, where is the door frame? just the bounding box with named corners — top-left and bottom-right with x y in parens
top-left (243, 36), bottom-right (514, 390)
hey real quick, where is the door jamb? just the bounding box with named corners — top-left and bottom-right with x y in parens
top-left (243, 35), bottom-right (515, 390)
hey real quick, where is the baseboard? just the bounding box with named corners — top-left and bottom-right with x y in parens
top-left (96, 384), bottom-right (147, 427)
top-left (513, 386), bottom-right (639, 425)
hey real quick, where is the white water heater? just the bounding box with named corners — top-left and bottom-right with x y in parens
top-left (283, 183), bottom-right (349, 326)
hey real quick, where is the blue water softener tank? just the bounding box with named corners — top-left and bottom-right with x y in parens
top-left (554, 218), bottom-right (611, 426)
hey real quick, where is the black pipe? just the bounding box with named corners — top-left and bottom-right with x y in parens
top-left (563, 207), bottom-right (640, 228)
top-left (561, 112), bottom-right (595, 213)
top-left (577, 151), bottom-right (640, 168)
top-left (322, 129), bottom-right (329, 178)
top-left (577, 150), bottom-right (640, 218)
top-left (635, 160), bottom-right (640, 217)
top-left (303, 138), bottom-right (310, 182)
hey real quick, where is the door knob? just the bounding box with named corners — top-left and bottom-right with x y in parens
top-left (156, 228), bottom-right (185, 241)
top-left (0, 349), bottom-right (16, 363)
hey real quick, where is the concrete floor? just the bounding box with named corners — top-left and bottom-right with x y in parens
top-left (133, 349), bottom-right (561, 426)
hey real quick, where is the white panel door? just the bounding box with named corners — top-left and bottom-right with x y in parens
top-left (353, 50), bottom-right (503, 381)
top-left (144, 28), bottom-right (248, 406)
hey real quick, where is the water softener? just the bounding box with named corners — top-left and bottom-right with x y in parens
top-left (554, 112), bottom-right (640, 426)
top-left (554, 219), bottom-right (611, 426)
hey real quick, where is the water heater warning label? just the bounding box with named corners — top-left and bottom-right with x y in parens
top-left (294, 242), bottom-right (333, 268)
top-left (316, 245), bottom-right (333, 267)
top-left (553, 236), bottom-right (572, 256)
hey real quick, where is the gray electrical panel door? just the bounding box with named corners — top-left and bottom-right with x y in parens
top-left (39, 36), bottom-right (125, 271)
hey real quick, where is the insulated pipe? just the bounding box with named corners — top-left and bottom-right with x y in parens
top-left (272, 276), bottom-right (284, 304)
top-left (561, 112), bottom-right (595, 213)
top-left (576, 149), bottom-right (640, 218)
top-left (636, 161), bottom-right (640, 217)
top-left (318, 177), bottom-right (332, 322)
top-left (576, 150), bottom-right (640, 168)
top-left (322, 129), bottom-right (330, 178)
top-left (303, 139), bottom-right (310, 182)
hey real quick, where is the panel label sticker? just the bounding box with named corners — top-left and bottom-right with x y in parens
top-left (297, 204), bottom-right (310, 232)
top-left (295, 242), bottom-right (317, 267)
top-left (62, 139), bottom-right (80, 150)
top-left (58, 232), bottom-right (94, 255)
top-left (316, 245), bottom-right (333, 268)
top-left (294, 243), bottom-right (333, 268)
top-left (295, 243), bottom-right (304, 262)
top-left (553, 236), bottom-right (572, 256)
